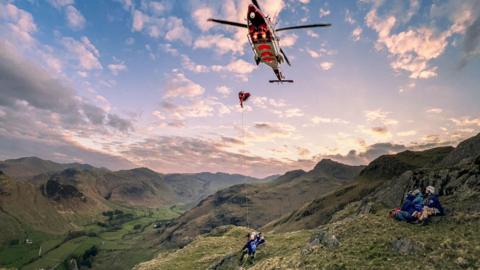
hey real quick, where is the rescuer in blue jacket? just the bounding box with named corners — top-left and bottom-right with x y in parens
top-left (239, 232), bottom-right (265, 264)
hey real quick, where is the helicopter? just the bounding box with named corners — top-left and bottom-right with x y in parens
top-left (208, 0), bottom-right (331, 83)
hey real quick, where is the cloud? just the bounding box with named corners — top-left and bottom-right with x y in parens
top-left (158, 97), bottom-right (232, 123)
top-left (47, 0), bottom-right (74, 9)
top-left (132, 9), bottom-right (146, 31)
top-left (149, 1), bottom-right (167, 15)
top-left (319, 142), bottom-right (409, 165)
top-left (460, 11), bottom-right (480, 67)
top-left (180, 55), bottom-right (255, 79)
top-left (120, 135), bottom-right (311, 177)
top-left (450, 116), bottom-right (480, 127)
top-left (272, 108), bottom-right (305, 118)
top-left (306, 30), bottom-right (319, 38)
top-left (65, 5), bottom-right (85, 30)
top-left (216, 86), bottom-right (231, 97)
top-left (181, 55), bottom-right (209, 73)
top-left (306, 46), bottom-right (336, 58)
top-left (252, 122), bottom-right (295, 139)
top-left (319, 8), bottom-right (331, 18)
top-left (252, 96), bottom-right (286, 109)
top-left (426, 108), bottom-right (443, 114)
top-left (364, 0), bottom-right (478, 79)
top-left (320, 62), bottom-right (334, 70)
top-left (352, 27), bottom-right (363, 41)
top-left (371, 126), bottom-right (389, 135)
top-left (62, 36), bottom-right (102, 70)
top-left (365, 109), bottom-right (398, 125)
top-left (262, 0), bottom-right (285, 18)
top-left (194, 34), bottom-right (245, 55)
top-left (0, 3), bottom-right (37, 44)
top-left (47, 1), bottom-right (86, 30)
top-left (345, 9), bottom-right (356, 25)
top-left (279, 34), bottom-right (298, 47)
top-left (212, 59), bottom-right (256, 74)
top-left (0, 40), bottom-right (132, 134)
top-left (108, 62), bottom-right (127, 76)
top-left (307, 49), bottom-right (321, 58)
top-left (358, 125), bottom-right (392, 140)
top-left (397, 130), bottom-right (417, 137)
top-left (0, 131), bottom-right (136, 171)
top-left (164, 17), bottom-right (192, 45)
top-left (131, 8), bottom-right (192, 45)
top-left (164, 72), bottom-right (205, 98)
top-left (193, 6), bottom-right (214, 32)
top-left (311, 116), bottom-right (349, 125)
top-left (160, 100), bottom-right (220, 121)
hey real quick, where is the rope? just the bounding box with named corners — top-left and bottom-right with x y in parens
top-left (242, 107), bottom-right (249, 228)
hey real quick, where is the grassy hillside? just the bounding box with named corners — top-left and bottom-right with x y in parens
top-left (135, 203), bottom-right (480, 270)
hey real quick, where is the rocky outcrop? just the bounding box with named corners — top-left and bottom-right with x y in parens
top-left (42, 179), bottom-right (86, 201)
top-left (441, 133), bottom-right (480, 166)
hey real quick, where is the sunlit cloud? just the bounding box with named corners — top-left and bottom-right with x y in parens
top-left (320, 61), bottom-right (334, 70)
top-left (62, 36), bottom-right (102, 71)
top-left (164, 72), bottom-right (205, 98)
top-left (319, 8), bottom-right (331, 18)
top-left (364, 0), bottom-right (478, 79)
top-left (426, 108), bottom-right (443, 114)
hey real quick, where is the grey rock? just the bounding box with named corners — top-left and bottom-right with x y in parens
top-left (391, 238), bottom-right (421, 255)
top-left (309, 230), bottom-right (340, 249)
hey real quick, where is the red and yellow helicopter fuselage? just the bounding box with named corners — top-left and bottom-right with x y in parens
top-left (246, 4), bottom-right (285, 81)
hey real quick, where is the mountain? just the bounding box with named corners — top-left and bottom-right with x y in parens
top-left (136, 133), bottom-right (480, 270)
top-left (0, 157), bottom-right (259, 209)
top-left (358, 146), bottom-right (454, 181)
top-left (163, 172), bottom-right (257, 207)
top-left (0, 156), bottom-right (98, 179)
top-left (154, 160), bottom-right (365, 248)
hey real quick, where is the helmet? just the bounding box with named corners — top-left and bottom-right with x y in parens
top-left (250, 12), bottom-right (256, 19)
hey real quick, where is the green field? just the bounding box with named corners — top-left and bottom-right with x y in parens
top-left (0, 205), bottom-right (183, 270)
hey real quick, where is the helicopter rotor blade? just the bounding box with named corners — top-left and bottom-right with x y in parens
top-left (276, 23), bottom-right (332, 32)
top-left (207, 18), bottom-right (248, 28)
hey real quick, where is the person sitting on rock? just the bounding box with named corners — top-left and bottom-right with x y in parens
top-left (239, 232), bottom-right (258, 264)
top-left (393, 191), bottom-right (417, 222)
top-left (419, 186), bottom-right (444, 223)
top-left (410, 189), bottom-right (425, 221)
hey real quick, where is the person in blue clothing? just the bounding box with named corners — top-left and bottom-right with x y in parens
top-left (411, 189), bottom-right (425, 219)
top-left (419, 186), bottom-right (444, 223)
top-left (239, 232), bottom-right (265, 264)
top-left (394, 189), bottom-right (424, 222)
top-left (394, 192), bottom-right (416, 222)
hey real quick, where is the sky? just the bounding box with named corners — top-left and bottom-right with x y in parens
top-left (0, 0), bottom-right (480, 177)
